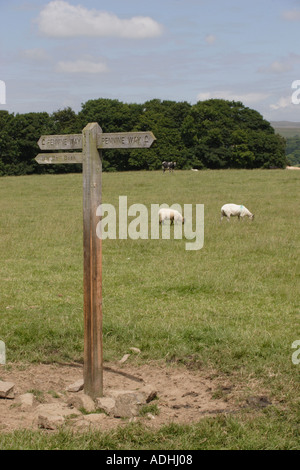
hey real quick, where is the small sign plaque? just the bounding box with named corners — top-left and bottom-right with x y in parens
top-left (35, 153), bottom-right (83, 164)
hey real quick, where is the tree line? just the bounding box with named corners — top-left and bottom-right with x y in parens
top-left (0, 98), bottom-right (287, 176)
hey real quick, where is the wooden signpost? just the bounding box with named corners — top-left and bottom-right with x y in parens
top-left (35, 123), bottom-right (156, 399)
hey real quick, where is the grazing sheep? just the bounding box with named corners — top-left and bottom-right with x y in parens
top-left (159, 208), bottom-right (184, 224)
top-left (221, 203), bottom-right (254, 222)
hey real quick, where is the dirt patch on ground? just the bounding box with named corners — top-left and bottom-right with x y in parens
top-left (0, 361), bottom-right (249, 433)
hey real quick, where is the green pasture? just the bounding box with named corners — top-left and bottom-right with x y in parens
top-left (0, 169), bottom-right (299, 449)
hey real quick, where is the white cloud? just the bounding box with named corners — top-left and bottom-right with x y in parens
top-left (270, 96), bottom-right (292, 110)
top-left (259, 60), bottom-right (292, 74)
top-left (56, 59), bottom-right (109, 74)
top-left (21, 48), bottom-right (49, 61)
top-left (258, 54), bottom-right (300, 74)
top-left (205, 34), bottom-right (216, 45)
top-left (282, 10), bottom-right (300, 21)
top-left (196, 90), bottom-right (269, 104)
top-left (36, 0), bottom-right (164, 38)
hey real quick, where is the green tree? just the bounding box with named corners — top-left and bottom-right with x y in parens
top-left (0, 97), bottom-right (288, 176)
top-left (129, 99), bottom-right (191, 170)
top-left (0, 111), bottom-right (52, 175)
top-left (51, 107), bottom-right (81, 134)
top-left (0, 111), bottom-right (20, 175)
top-left (182, 99), bottom-right (286, 169)
top-left (78, 98), bottom-right (143, 132)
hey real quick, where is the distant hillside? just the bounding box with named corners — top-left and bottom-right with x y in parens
top-left (271, 121), bottom-right (300, 138)
top-left (271, 122), bottom-right (300, 165)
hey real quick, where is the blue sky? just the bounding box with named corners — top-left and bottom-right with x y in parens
top-left (1, 0), bottom-right (300, 121)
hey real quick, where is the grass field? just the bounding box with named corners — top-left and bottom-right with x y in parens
top-left (0, 169), bottom-right (299, 449)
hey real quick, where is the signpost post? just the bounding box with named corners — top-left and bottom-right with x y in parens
top-left (35, 123), bottom-right (156, 399)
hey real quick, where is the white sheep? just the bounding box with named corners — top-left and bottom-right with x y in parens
top-left (159, 208), bottom-right (184, 224)
top-left (221, 203), bottom-right (254, 222)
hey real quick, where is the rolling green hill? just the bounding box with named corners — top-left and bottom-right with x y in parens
top-left (271, 121), bottom-right (300, 165)
top-left (271, 121), bottom-right (300, 138)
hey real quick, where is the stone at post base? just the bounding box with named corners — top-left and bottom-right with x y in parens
top-left (17, 393), bottom-right (35, 410)
top-left (95, 386), bottom-right (157, 418)
top-left (95, 396), bottom-right (116, 416)
top-left (67, 392), bottom-right (96, 413)
top-left (0, 381), bottom-right (15, 399)
top-left (66, 379), bottom-right (84, 392)
top-left (33, 403), bottom-right (81, 430)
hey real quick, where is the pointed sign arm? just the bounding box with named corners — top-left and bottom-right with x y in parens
top-left (37, 131), bottom-right (156, 151)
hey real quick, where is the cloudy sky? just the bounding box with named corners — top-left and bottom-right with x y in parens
top-left (1, 0), bottom-right (300, 121)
